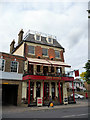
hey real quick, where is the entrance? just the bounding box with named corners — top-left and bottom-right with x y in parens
top-left (2, 84), bottom-right (18, 106)
top-left (36, 82), bottom-right (41, 97)
top-left (44, 82), bottom-right (49, 99)
top-left (51, 82), bottom-right (55, 99)
top-left (58, 82), bottom-right (63, 103)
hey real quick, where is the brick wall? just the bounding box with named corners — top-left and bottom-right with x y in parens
top-left (25, 44), bottom-right (64, 61)
top-left (0, 53), bottom-right (24, 73)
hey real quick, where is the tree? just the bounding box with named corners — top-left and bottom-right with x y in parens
top-left (80, 72), bottom-right (86, 82)
top-left (84, 60), bottom-right (90, 84)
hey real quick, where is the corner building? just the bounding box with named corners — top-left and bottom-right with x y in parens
top-left (11, 29), bottom-right (74, 106)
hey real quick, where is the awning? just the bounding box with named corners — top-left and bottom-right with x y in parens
top-left (27, 57), bottom-right (71, 67)
top-left (27, 58), bottom-right (51, 66)
top-left (48, 60), bottom-right (71, 67)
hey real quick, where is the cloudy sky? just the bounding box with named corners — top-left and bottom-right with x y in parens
top-left (0, 0), bottom-right (89, 77)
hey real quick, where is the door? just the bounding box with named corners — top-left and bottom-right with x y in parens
top-left (36, 82), bottom-right (41, 97)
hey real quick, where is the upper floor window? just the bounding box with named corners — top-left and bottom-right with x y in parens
top-left (28, 45), bottom-right (35, 54)
top-left (55, 50), bottom-right (60, 58)
top-left (11, 61), bottom-right (18, 72)
top-left (47, 37), bottom-right (53, 44)
top-left (0, 59), bottom-right (5, 71)
top-left (42, 48), bottom-right (48, 56)
top-left (35, 34), bottom-right (41, 41)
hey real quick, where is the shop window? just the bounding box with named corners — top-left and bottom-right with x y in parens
top-left (0, 59), bottom-right (5, 71)
top-left (11, 61), bottom-right (18, 72)
top-left (51, 67), bottom-right (54, 73)
top-left (37, 65), bottom-right (40, 72)
top-left (42, 48), bottom-right (48, 56)
top-left (55, 50), bottom-right (60, 58)
top-left (28, 45), bottom-right (35, 54)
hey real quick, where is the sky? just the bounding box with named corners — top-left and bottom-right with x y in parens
top-left (0, 0), bottom-right (89, 77)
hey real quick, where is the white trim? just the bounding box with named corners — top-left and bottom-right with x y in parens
top-left (46, 36), bottom-right (53, 44)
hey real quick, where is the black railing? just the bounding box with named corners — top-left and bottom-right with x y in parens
top-left (23, 71), bottom-right (73, 77)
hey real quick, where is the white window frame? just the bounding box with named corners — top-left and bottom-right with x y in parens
top-left (46, 36), bottom-right (53, 44)
top-left (0, 58), bottom-right (5, 71)
top-left (28, 45), bottom-right (35, 55)
top-left (42, 48), bottom-right (48, 57)
top-left (11, 61), bottom-right (19, 73)
top-left (55, 50), bottom-right (60, 58)
top-left (34, 33), bottom-right (41, 41)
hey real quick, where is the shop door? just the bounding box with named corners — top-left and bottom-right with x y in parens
top-left (44, 82), bottom-right (49, 100)
top-left (51, 82), bottom-right (55, 99)
top-left (36, 82), bottom-right (41, 97)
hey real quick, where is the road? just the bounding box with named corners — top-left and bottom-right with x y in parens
top-left (2, 106), bottom-right (89, 118)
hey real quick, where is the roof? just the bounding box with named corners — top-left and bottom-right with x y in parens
top-left (24, 33), bottom-right (65, 51)
top-left (27, 57), bottom-right (71, 67)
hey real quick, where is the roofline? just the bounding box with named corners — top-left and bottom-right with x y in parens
top-left (12, 40), bottom-right (65, 54)
top-left (0, 51), bottom-right (25, 58)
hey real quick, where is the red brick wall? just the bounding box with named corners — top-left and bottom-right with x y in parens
top-left (0, 53), bottom-right (24, 73)
top-left (48, 48), bottom-right (55, 60)
top-left (60, 51), bottom-right (64, 62)
top-left (35, 46), bottom-right (42, 58)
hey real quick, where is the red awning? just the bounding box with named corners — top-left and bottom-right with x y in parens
top-left (27, 57), bottom-right (71, 67)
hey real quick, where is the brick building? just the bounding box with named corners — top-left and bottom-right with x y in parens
top-left (0, 52), bottom-right (25, 105)
top-left (9, 29), bottom-right (75, 106)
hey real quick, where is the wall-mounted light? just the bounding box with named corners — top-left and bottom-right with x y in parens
top-left (51, 58), bottom-right (53, 60)
top-left (38, 56), bottom-right (40, 59)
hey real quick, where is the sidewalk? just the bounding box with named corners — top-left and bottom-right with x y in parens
top-left (2, 100), bottom-right (88, 114)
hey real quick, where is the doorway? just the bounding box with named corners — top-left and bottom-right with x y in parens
top-left (36, 82), bottom-right (41, 97)
top-left (2, 84), bottom-right (18, 106)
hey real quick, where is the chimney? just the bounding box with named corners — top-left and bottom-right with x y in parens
top-left (18, 29), bottom-right (24, 44)
top-left (10, 39), bottom-right (15, 53)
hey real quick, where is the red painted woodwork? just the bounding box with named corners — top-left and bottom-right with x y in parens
top-left (23, 75), bottom-right (74, 81)
top-left (58, 81), bottom-right (62, 104)
top-left (43, 80), bottom-right (44, 105)
top-left (72, 81), bottom-right (75, 102)
top-left (28, 80), bottom-right (30, 105)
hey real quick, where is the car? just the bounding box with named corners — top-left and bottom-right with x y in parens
top-left (70, 93), bottom-right (84, 99)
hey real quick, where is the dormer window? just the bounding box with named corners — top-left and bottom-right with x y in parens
top-left (47, 36), bottom-right (53, 44)
top-left (35, 34), bottom-right (41, 41)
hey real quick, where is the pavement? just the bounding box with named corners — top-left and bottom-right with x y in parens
top-left (2, 99), bottom-right (88, 114)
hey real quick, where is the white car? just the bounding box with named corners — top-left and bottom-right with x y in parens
top-left (70, 93), bottom-right (84, 99)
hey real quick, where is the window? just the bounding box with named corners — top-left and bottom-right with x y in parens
top-left (47, 37), bottom-right (53, 44)
top-left (36, 35), bottom-right (40, 41)
top-left (11, 61), bottom-right (18, 72)
top-left (42, 48), bottom-right (48, 56)
top-left (37, 65), bottom-right (40, 72)
top-left (28, 45), bottom-right (35, 54)
top-left (55, 50), bottom-right (60, 58)
top-left (51, 67), bottom-right (54, 73)
top-left (0, 59), bottom-right (5, 71)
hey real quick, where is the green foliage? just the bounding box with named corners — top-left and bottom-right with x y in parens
top-left (84, 60), bottom-right (90, 84)
top-left (80, 72), bottom-right (86, 81)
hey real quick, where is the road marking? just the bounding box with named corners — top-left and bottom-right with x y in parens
top-left (62, 113), bottom-right (89, 118)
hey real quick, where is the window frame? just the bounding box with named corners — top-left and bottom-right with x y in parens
top-left (10, 61), bottom-right (19, 73)
top-left (55, 50), bottom-right (60, 58)
top-left (28, 45), bottom-right (35, 55)
top-left (42, 48), bottom-right (48, 57)
top-left (47, 37), bottom-right (53, 44)
top-left (0, 58), bottom-right (5, 71)
top-left (35, 34), bottom-right (41, 41)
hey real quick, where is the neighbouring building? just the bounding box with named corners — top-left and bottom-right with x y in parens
top-left (10, 29), bottom-right (75, 106)
top-left (67, 78), bottom-right (86, 92)
top-left (0, 52), bottom-right (25, 105)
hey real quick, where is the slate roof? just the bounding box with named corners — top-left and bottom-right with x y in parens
top-left (23, 33), bottom-right (65, 51)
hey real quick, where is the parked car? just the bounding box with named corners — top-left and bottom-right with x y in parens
top-left (70, 93), bottom-right (84, 99)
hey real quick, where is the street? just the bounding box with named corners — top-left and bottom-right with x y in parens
top-left (2, 99), bottom-right (89, 119)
